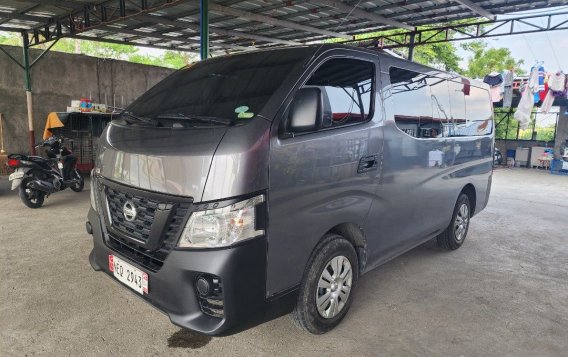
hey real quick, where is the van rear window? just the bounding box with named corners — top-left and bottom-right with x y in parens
top-left (388, 67), bottom-right (492, 138)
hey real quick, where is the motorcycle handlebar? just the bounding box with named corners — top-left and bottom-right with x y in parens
top-left (36, 136), bottom-right (69, 147)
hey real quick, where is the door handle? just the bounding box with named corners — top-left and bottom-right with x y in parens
top-left (357, 154), bottom-right (378, 173)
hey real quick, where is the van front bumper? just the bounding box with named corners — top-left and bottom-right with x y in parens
top-left (87, 207), bottom-right (295, 336)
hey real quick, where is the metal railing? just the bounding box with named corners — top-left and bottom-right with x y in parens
top-left (494, 108), bottom-right (559, 142)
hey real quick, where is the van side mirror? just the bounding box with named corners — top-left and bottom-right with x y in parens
top-left (288, 87), bottom-right (322, 133)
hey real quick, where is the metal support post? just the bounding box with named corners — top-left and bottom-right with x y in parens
top-left (407, 31), bottom-right (416, 61)
top-left (200, 0), bottom-right (209, 60)
top-left (22, 32), bottom-right (36, 155)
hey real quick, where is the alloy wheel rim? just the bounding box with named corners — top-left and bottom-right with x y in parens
top-left (316, 255), bottom-right (352, 319)
top-left (454, 203), bottom-right (469, 241)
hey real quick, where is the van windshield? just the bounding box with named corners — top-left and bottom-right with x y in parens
top-left (126, 48), bottom-right (312, 123)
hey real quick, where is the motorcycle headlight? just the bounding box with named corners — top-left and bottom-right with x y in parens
top-left (178, 194), bottom-right (265, 248)
top-left (90, 170), bottom-right (98, 212)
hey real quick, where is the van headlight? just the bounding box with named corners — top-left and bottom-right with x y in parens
top-left (90, 170), bottom-right (98, 212)
top-left (178, 195), bottom-right (265, 248)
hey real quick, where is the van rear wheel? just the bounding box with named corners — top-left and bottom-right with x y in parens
top-left (436, 193), bottom-right (471, 250)
top-left (290, 234), bottom-right (358, 334)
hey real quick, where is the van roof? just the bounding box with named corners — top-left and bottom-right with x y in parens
top-left (197, 44), bottom-right (486, 88)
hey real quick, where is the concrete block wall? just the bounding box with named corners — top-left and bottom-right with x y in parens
top-left (0, 45), bottom-right (174, 154)
top-left (496, 107), bottom-right (568, 162)
top-left (495, 140), bottom-right (554, 155)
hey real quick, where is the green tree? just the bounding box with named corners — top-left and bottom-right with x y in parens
top-left (462, 41), bottom-right (524, 78)
top-left (162, 50), bottom-right (192, 68)
top-left (0, 31), bottom-right (21, 46)
top-left (413, 42), bottom-right (462, 73)
top-left (0, 32), bottom-right (195, 69)
top-left (338, 21), bottom-right (490, 73)
top-left (79, 41), bottom-right (138, 59)
top-left (340, 28), bottom-right (462, 72)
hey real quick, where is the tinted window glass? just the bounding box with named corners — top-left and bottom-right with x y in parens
top-left (389, 67), bottom-right (444, 138)
top-left (305, 58), bottom-right (374, 128)
top-left (127, 48), bottom-right (311, 121)
top-left (463, 86), bottom-right (493, 136)
top-left (426, 76), bottom-right (452, 138)
top-left (449, 80), bottom-right (466, 121)
top-left (389, 67), bottom-right (492, 138)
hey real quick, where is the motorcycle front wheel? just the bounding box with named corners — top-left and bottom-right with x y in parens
top-left (19, 177), bottom-right (45, 208)
top-left (70, 170), bottom-right (84, 192)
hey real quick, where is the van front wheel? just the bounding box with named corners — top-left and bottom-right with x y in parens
top-left (290, 234), bottom-right (358, 334)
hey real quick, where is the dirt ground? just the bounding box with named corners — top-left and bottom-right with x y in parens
top-left (1, 168), bottom-right (567, 356)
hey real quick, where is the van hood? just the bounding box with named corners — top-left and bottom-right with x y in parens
top-left (98, 123), bottom-right (227, 200)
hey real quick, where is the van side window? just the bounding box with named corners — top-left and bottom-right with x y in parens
top-left (389, 67), bottom-right (442, 138)
top-left (448, 80), bottom-right (466, 132)
top-left (459, 86), bottom-right (493, 136)
top-left (305, 58), bottom-right (374, 128)
top-left (425, 76), bottom-right (452, 138)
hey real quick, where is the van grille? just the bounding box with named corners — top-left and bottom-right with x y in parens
top-left (103, 183), bottom-right (192, 271)
top-left (106, 186), bottom-right (157, 243)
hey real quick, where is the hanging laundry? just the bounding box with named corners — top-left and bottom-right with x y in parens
top-left (461, 78), bottom-right (471, 96)
top-left (542, 71), bottom-right (568, 113)
top-left (483, 73), bottom-right (503, 86)
top-left (502, 70), bottom-right (514, 108)
top-left (549, 71), bottom-right (567, 97)
top-left (540, 73), bottom-right (548, 102)
top-left (533, 65), bottom-right (545, 103)
top-left (514, 66), bottom-right (539, 129)
top-left (484, 72), bottom-right (503, 102)
top-left (540, 77), bottom-right (550, 110)
top-left (541, 91), bottom-right (555, 114)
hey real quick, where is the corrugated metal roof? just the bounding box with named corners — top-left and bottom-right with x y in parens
top-left (0, 0), bottom-right (565, 53)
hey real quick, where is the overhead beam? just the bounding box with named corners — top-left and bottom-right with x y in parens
top-left (341, 10), bottom-right (568, 50)
top-left (37, 0), bottom-right (287, 44)
top-left (453, 0), bottom-right (495, 21)
top-left (71, 34), bottom-right (243, 56)
top-left (308, 0), bottom-right (415, 31)
top-left (137, 14), bottom-right (299, 46)
top-left (89, 25), bottom-right (253, 51)
top-left (25, 0), bottom-right (186, 46)
top-left (71, 34), bottom-right (197, 53)
top-left (207, 2), bottom-right (352, 40)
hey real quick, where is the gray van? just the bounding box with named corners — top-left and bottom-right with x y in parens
top-left (86, 44), bottom-right (493, 335)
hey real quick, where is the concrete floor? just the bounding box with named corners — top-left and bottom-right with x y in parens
top-left (0, 168), bottom-right (567, 356)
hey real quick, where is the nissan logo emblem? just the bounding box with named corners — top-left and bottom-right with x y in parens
top-left (123, 201), bottom-right (137, 222)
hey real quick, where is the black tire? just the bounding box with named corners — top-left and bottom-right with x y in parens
top-left (437, 193), bottom-right (471, 250)
top-left (70, 170), bottom-right (84, 192)
top-left (290, 234), bottom-right (358, 334)
top-left (19, 177), bottom-right (45, 208)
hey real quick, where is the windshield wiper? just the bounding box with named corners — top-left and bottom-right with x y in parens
top-left (121, 111), bottom-right (160, 126)
top-left (156, 113), bottom-right (235, 126)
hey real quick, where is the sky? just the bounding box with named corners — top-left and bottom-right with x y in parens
top-left (455, 7), bottom-right (568, 75)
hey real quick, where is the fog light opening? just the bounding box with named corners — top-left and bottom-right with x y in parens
top-left (196, 274), bottom-right (224, 318)
top-left (196, 277), bottom-right (211, 296)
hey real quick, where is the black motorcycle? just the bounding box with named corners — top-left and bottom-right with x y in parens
top-left (494, 147), bottom-right (503, 166)
top-left (6, 136), bottom-right (84, 208)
